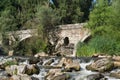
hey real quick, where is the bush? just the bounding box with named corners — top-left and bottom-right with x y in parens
top-left (76, 42), bottom-right (95, 56)
top-left (14, 36), bottom-right (47, 56)
top-left (77, 35), bottom-right (120, 56)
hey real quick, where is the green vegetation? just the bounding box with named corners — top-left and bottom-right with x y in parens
top-left (4, 60), bottom-right (18, 67)
top-left (53, 0), bottom-right (92, 24)
top-left (77, 0), bottom-right (120, 56)
top-left (0, 0), bottom-right (120, 56)
top-left (0, 0), bottom-right (92, 56)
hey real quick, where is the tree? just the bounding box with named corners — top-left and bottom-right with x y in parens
top-left (52, 0), bottom-right (92, 24)
top-left (52, 0), bottom-right (83, 24)
top-left (112, 0), bottom-right (120, 30)
top-left (88, 0), bottom-right (112, 35)
top-left (36, 5), bottom-right (60, 37)
top-left (79, 0), bottom-right (92, 21)
top-left (0, 0), bottom-right (18, 32)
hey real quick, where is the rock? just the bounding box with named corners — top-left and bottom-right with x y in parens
top-left (58, 57), bottom-right (80, 71)
top-left (17, 65), bottom-right (27, 74)
top-left (0, 76), bottom-right (10, 80)
top-left (113, 61), bottom-right (120, 68)
top-left (34, 52), bottom-right (48, 57)
top-left (5, 65), bottom-right (18, 75)
top-left (10, 75), bottom-right (20, 80)
top-left (86, 74), bottom-right (105, 80)
top-left (31, 77), bottom-right (39, 80)
top-left (45, 69), bottom-right (61, 80)
top-left (0, 58), bottom-right (18, 70)
top-left (65, 61), bottom-right (80, 71)
top-left (8, 50), bottom-right (14, 56)
top-left (112, 56), bottom-right (120, 61)
top-left (92, 53), bottom-right (112, 58)
top-left (86, 58), bottom-right (114, 72)
top-left (58, 57), bottom-right (73, 67)
top-left (10, 74), bottom-right (32, 80)
top-left (43, 58), bottom-right (54, 65)
top-left (52, 73), bottom-right (70, 80)
top-left (5, 64), bottom-right (39, 75)
top-left (28, 57), bottom-right (40, 64)
top-left (110, 71), bottom-right (120, 79)
top-left (25, 64), bottom-right (39, 75)
top-left (19, 74), bottom-right (32, 80)
top-left (45, 69), bottom-right (70, 80)
top-left (5, 64), bottom-right (27, 75)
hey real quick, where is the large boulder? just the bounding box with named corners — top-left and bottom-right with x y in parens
top-left (25, 64), bottom-right (39, 75)
top-left (65, 62), bottom-right (80, 71)
top-left (86, 74), bottom-right (106, 80)
top-left (0, 58), bottom-right (18, 70)
top-left (86, 58), bottom-right (114, 72)
top-left (28, 57), bottom-right (40, 64)
top-left (111, 56), bottom-right (120, 68)
top-left (52, 73), bottom-right (70, 80)
top-left (5, 65), bottom-right (19, 75)
top-left (43, 58), bottom-right (54, 65)
top-left (113, 61), bottom-right (120, 68)
top-left (110, 71), bottom-right (120, 79)
top-left (112, 56), bottom-right (120, 61)
top-left (10, 74), bottom-right (34, 80)
top-left (5, 64), bottom-right (39, 75)
top-left (58, 57), bottom-right (80, 71)
top-left (45, 69), bottom-right (70, 80)
top-left (58, 57), bottom-right (73, 66)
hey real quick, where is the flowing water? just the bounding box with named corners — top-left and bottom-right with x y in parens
top-left (0, 56), bottom-right (120, 80)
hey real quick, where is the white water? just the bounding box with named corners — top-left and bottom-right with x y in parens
top-left (32, 68), bottom-right (47, 80)
top-left (69, 60), bottom-right (99, 80)
top-left (0, 56), bottom-right (120, 80)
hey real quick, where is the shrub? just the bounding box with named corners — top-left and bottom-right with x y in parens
top-left (77, 35), bottom-right (120, 56)
top-left (14, 36), bottom-right (47, 56)
top-left (76, 42), bottom-right (95, 57)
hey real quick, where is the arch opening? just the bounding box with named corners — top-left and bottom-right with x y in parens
top-left (64, 37), bottom-right (69, 46)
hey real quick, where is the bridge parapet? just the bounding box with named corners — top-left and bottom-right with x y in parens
top-left (59, 23), bottom-right (85, 30)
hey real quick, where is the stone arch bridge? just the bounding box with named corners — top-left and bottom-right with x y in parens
top-left (4, 23), bottom-right (90, 56)
top-left (56, 23), bottom-right (91, 56)
top-left (6, 29), bottom-right (38, 45)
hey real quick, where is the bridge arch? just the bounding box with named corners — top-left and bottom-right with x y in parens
top-left (63, 37), bottom-right (69, 46)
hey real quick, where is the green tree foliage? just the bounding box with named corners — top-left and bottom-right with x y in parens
top-left (88, 0), bottom-right (112, 35)
top-left (36, 5), bottom-right (60, 54)
top-left (77, 0), bottom-right (120, 56)
top-left (0, 0), bottom-right (45, 31)
top-left (36, 5), bottom-right (60, 36)
top-left (112, 0), bottom-right (120, 30)
top-left (0, 0), bottom-right (18, 32)
top-left (52, 0), bottom-right (92, 24)
top-left (0, 0), bottom-right (48, 55)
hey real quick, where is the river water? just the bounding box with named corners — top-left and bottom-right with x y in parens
top-left (0, 56), bottom-right (120, 80)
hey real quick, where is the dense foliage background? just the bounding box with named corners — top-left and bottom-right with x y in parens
top-left (0, 0), bottom-right (91, 55)
top-left (0, 0), bottom-right (120, 56)
top-left (77, 0), bottom-right (120, 56)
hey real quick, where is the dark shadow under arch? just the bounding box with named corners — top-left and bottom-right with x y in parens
top-left (64, 37), bottom-right (69, 46)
